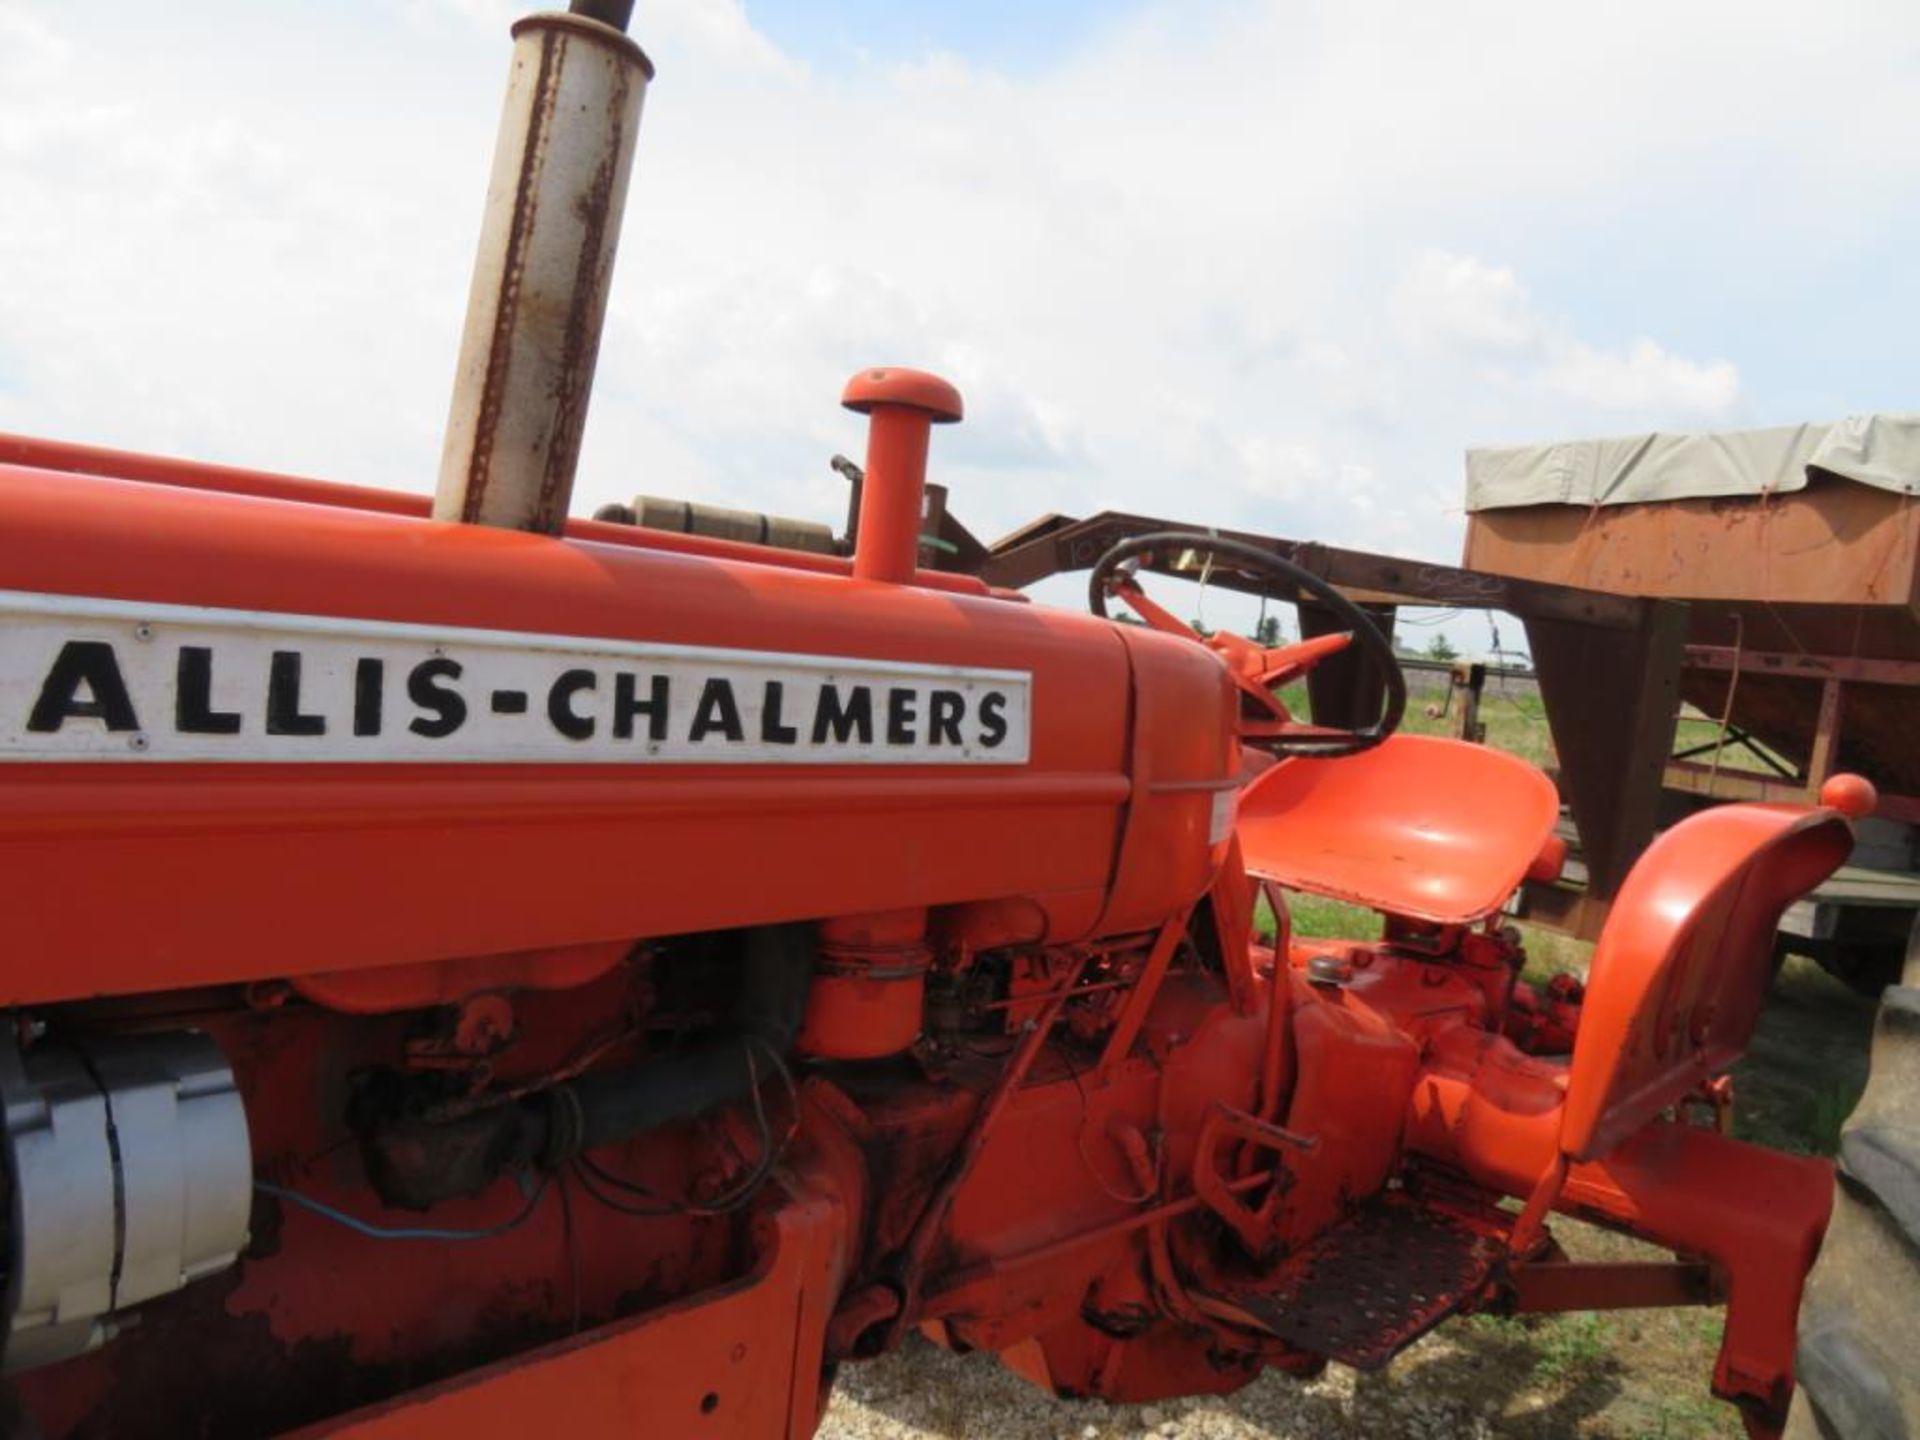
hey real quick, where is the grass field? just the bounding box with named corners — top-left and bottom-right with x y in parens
top-left (1277, 673), bottom-right (1557, 764)
top-left (1283, 671), bottom-right (1765, 777)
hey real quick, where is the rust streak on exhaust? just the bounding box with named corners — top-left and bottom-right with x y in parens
top-left (460, 28), bottom-right (563, 528)
top-left (539, 45), bottom-right (631, 534)
top-left (434, 10), bottom-right (651, 534)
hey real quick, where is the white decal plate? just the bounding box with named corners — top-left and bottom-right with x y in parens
top-left (0, 592), bottom-right (1031, 765)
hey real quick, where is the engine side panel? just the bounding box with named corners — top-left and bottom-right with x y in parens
top-left (0, 465), bottom-right (1242, 1003)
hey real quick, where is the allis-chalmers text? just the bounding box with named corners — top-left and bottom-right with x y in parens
top-left (0, 592), bottom-right (1032, 765)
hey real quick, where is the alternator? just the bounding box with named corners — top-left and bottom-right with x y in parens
top-left (0, 1029), bottom-right (251, 1371)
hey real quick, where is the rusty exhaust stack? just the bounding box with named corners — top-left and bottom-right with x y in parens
top-left (433, 1), bottom-right (653, 533)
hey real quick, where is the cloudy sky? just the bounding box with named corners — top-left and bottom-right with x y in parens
top-left (2, 0), bottom-right (1915, 649)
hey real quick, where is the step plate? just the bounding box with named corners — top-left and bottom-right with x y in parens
top-left (1206, 1191), bottom-right (1507, 1370)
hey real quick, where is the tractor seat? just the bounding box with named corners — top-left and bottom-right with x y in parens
top-left (1236, 734), bottom-right (1560, 926)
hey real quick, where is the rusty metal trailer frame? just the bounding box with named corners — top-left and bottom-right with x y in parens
top-left (1665, 645), bottom-right (1920, 826)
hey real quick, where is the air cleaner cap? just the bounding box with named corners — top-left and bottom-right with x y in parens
top-left (841, 368), bottom-right (964, 423)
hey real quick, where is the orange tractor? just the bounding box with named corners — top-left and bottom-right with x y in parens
top-left (0, 5), bottom-right (1892, 1436)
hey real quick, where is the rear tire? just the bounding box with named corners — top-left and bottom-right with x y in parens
top-left (1788, 914), bottom-right (1920, 1440)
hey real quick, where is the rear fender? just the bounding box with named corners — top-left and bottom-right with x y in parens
top-left (1563, 802), bottom-right (1855, 1162)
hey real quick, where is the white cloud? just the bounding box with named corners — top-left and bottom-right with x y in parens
top-left (1394, 252), bottom-right (1541, 355)
top-left (1393, 249), bottom-right (1739, 421)
top-left (0, 0), bottom-right (1914, 649)
top-left (1236, 437), bottom-right (1336, 503)
top-left (0, 4), bottom-right (63, 83)
top-left (1544, 339), bottom-right (1739, 417)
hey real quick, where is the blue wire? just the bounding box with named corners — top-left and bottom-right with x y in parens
top-left (254, 1172), bottom-right (548, 1242)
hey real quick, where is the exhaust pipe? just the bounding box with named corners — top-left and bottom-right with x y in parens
top-left (434, 2), bottom-right (653, 533)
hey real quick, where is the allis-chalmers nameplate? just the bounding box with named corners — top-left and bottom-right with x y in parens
top-left (0, 591), bottom-right (1031, 765)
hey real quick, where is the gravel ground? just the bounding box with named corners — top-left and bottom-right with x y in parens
top-left (822, 1333), bottom-right (1503, 1440)
top-left (818, 1328), bottom-right (1633, 1440)
top-left (820, 1217), bottom-right (1742, 1440)
top-left (820, 1319), bottom-right (1736, 1440)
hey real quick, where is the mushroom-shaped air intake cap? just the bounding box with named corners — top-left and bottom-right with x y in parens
top-left (841, 368), bottom-right (964, 423)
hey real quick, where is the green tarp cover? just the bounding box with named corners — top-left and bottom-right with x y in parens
top-left (1465, 413), bottom-right (1920, 512)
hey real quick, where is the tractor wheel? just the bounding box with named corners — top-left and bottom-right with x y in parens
top-left (1787, 912), bottom-right (1920, 1440)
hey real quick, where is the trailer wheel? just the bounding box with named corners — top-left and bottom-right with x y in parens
top-left (1788, 913), bottom-right (1920, 1440)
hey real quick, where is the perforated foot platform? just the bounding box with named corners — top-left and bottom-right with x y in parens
top-left (1199, 1190), bottom-right (1509, 1370)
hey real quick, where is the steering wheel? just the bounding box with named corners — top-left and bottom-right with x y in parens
top-left (1089, 532), bottom-right (1406, 758)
